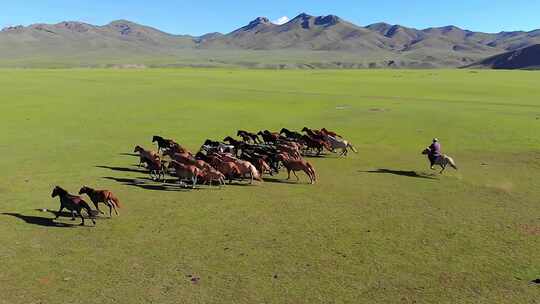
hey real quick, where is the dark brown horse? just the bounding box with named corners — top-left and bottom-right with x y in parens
top-left (143, 157), bottom-right (166, 181)
top-left (152, 136), bottom-right (177, 153)
top-left (237, 130), bottom-right (260, 143)
top-left (280, 128), bottom-right (303, 140)
top-left (300, 135), bottom-right (324, 155)
top-left (257, 130), bottom-right (280, 143)
top-left (51, 186), bottom-right (96, 226)
top-left (79, 186), bottom-right (122, 217)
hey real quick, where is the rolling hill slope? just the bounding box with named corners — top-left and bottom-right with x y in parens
top-left (465, 44), bottom-right (540, 69)
top-left (1, 13), bottom-right (539, 68)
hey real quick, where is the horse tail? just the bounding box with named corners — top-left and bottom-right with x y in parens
top-left (447, 157), bottom-right (458, 170)
top-left (306, 162), bottom-right (317, 182)
top-left (110, 195), bottom-right (122, 209)
top-left (348, 143), bottom-right (358, 153)
top-left (250, 164), bottom-right (263, 181)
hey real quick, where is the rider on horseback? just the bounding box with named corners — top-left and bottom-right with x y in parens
top-left (428, 138), bottom-right (441, 169)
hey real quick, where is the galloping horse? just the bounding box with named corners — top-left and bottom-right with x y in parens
top-left (257, 131), bottom-right (280, 143)
top-left (208, 156), bottom-right (242, 184)
top-left (168, 161), bottom-right (202, 188)
top-left (217, 154), bottom-right (263, 184)
top-left (152, 136), bottom-right (177, 153)
top-left (321, 128), bottom-right (343, 138)
top-left (422, 149), bottom-right (458, 174)
top-left (143, 157), bottom-right (166, 181)
top-left (280, 128), bottom-right (303, 141)
top-left (134, 146), bottom-right (160, 168)
top-left (79, 186), bottom-right (122, 217)
top-left (237, 130), bottom-right (260, 144)
top-left (51, 186), bottom-right (96, 226)
top-left (277, 155), bottom-right (317, 184)
top-left (300, 135), bottom-right (324, 155)
top-left (323, 135), bottom-right (358, 156)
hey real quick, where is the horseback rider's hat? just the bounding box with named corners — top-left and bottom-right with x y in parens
top-left (433, 138), bottom-right (439, 142)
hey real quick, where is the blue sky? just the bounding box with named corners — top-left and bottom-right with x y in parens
top-left (1, 0), bottom-right (538, 35)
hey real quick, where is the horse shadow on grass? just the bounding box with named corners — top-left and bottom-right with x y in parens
top-left (118, 153), bottom-right (140, 157)
top-left (362, 169), bottom-right (438, 180)
top-left (96, 165), bottom-right (147, 174)
top-left (263, 177), bottom-right (309, 185)
top-left (1, 212), bottom-right (77, 228)
top-left (103, 176), bottom-right (192, 192)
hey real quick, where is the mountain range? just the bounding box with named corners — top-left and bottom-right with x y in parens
top-left (1, 13), bottom-right (539, 69)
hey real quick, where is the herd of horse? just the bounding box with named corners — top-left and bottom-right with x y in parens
top-left (50, 127), bottom-right (355, 226)
top-left (139, 127), bottom-right (356, 187)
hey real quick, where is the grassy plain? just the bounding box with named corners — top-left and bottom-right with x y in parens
top-left (0, 69), bottom-right (539, 303)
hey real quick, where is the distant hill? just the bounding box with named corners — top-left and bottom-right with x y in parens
top-left (1, 13), bottom-right (540, 68)
top-left (465, 44), bottom-right (540, 69)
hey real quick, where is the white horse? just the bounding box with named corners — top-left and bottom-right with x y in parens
top-left (323, 135), bottom-right (358, 156)
top-left (422, 148), bottom-right (458, 174)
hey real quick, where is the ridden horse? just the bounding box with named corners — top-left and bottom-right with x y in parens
top-left (422, 149), bottom-right (458, 174)
top-left (168, 161), bottom-right (202, 188)
top-left (152, 136), bottom-right (177, 153)
top-left (51, 186), bottom-right (96, 226)
top-left (237, 130), bottom-right (260, 144)
top-left (277, 155), bottom-right (317, 184)
top-left (79, 186), bottom-right (122, 217)
top-left (280, 128), bottom-right (303, 141)
top-left (134, 146), bottom-right (160, 168)
top-left (323, 135), bottom-right (358, 156)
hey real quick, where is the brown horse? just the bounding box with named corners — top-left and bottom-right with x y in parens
top-left (51, 186), bottom-right (96, 226)
top-left (134, 145), bottom-right (160, 167)
top-left (217, 154), bottom-right (262, 184)
top-left (168, 160), bottom-right (202, 188)
top-left (164, 150), bottom-right (213, 171)
top-left (321, 128), bottom-right (343, 138)
top-left (208, 155), bottom-right (242, 184)
top-left (143, 157), bottom-right (166, 181)
top-left (79, 186), bottom-right (122, 217)
top-left (200, 168), bottom-right (226, 186)
top-left (277, 155), bottom-right (317, 184)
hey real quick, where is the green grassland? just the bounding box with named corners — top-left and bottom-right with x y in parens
top-left (0, 69), bottom-right (539, 303)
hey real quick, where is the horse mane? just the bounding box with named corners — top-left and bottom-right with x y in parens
top-left (80, 186), bottom-right (95, 194)
top-left (54, 186), bottom-right (68, 196)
